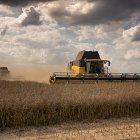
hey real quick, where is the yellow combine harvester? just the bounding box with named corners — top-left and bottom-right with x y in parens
top-left (50, 50), bottom-right (140, 84)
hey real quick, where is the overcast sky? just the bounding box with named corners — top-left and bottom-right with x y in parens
top-left (0, 0), bottom-right (140, 81)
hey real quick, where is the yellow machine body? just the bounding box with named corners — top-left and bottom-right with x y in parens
top-left (68, 59), bottom-right (109, 76)
top-left (71, 66), bottom-right (85, 74)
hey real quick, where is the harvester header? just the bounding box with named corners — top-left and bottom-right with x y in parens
top-left (50, 50), bottom-right (140, 84)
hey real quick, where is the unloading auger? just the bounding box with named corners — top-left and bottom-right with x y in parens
top-left (49, 50), bottom-right (140, 84)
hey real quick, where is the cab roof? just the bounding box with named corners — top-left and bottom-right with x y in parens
top-left (76, 50), bottom-right (101, 60)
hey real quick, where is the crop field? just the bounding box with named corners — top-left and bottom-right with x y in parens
top-left (0, 80), bottom-right (140, 130)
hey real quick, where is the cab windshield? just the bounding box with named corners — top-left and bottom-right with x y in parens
top-left (86, 61), bottom-right (104, 74)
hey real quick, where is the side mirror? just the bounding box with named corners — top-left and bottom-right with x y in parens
top-left (108, 61), bottom-right (111, 66)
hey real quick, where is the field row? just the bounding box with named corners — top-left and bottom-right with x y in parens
top-left (0, 80), bottom-right (140, 128)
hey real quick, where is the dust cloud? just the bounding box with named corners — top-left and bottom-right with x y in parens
top-left (0, 63), bottom-right (65, 83)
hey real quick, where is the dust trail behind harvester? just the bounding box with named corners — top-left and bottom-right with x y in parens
top-left (0, 64), bottom-right (65, 83)
top-left (9, 66), bottom-right (51, 83)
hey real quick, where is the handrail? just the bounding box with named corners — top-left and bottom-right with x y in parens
top-left (53, 72), bottom-right (140, 77)
top-left (85, 59), bottom-right (110, 62)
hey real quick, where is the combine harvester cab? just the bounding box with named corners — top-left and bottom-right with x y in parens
top-left (50, 50), bottom-right (140, 84)
top-left (0, 67), bottom-right (10, 80)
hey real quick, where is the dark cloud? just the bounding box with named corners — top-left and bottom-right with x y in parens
top-left (123, 25), bottom-right (140, 42)
top-left (0, 0), bottom-right (57, 7)
top-left (50, 0), bottom-right (140, 25)
top-left (19, 7), bottom-right (42, 26)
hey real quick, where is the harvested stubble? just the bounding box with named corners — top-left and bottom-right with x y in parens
top-left (0, 80), bottom-right (140, 128)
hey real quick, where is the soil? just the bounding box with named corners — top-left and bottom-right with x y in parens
top-left (0, 118), bottom-right (139, 140)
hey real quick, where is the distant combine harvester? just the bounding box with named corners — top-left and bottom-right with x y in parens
top-left (0, 67), bottom-right (10, 79)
